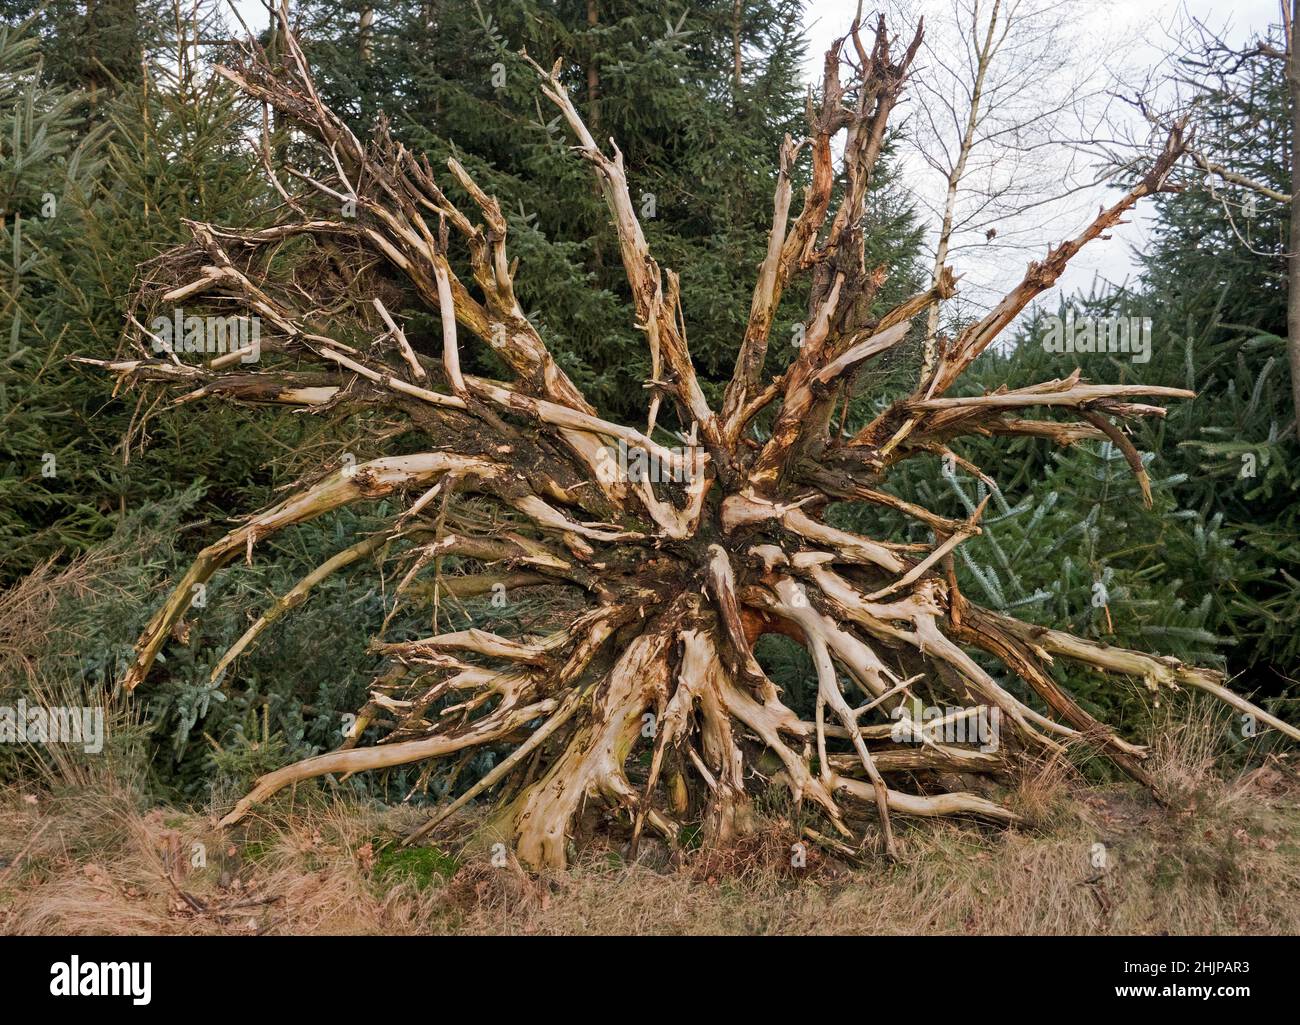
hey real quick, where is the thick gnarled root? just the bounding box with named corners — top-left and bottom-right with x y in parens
top-left (486, 625), bottom-right (677, 869)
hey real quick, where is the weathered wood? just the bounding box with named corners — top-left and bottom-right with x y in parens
top-left (94, 16), bottom-right (1293, 872)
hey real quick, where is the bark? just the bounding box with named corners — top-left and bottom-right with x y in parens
top-left (732, 0), bottom-right (743, 99)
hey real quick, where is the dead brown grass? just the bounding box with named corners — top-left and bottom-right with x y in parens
top-left (0, 543), bottom-right (147, 793)
top-left (2, 745), bottom-right (1297, 935)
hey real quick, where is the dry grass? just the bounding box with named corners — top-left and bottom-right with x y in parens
top-left (0, 554), bottom-right (92, 690)
top-left (0, 543), bottom-right (148, 793)
top-left (2, 744), bottom-right (1297, 935)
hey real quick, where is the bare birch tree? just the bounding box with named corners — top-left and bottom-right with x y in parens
top-left (1108, 1), bottom-right (1298, 433)
top-left (897, 0), bottom-right (1126, 381)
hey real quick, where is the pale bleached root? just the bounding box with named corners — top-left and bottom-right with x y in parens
top-left (767, 577), bottom-right (897, 855)
top-left (787, 554), bottom-right (1069, 751)
top-left (626, 623), bottom-right (759, 855)
top-left (217, 698), bottom-right (558, 827)
top-left (747, 547), bottom-right (897, 702)
top-left (722, 490), bottom-right (907, 572)
top-left (123, 447), bottom-right (622, 695)
top-left (717, 671), bottom-right (851, 836)
top-left (953, 607), bottom-right (1154, 787)
top-left (124, 452), bottom-right (502, 692)
top-left (487, 620), bottom-right (681, 870)
top-left (826, 746), bottom-right (1003, 774)
top-left (215, 583), bottom-right (1030, 864)
top-left (209, 532), bottom-right (391, 686)
top-left (833, 775), bottom-right (1021, 825)
top-left (763, 554), bottom-right (1174, 789)
top-left (705, 544), bottom-right (768, 685)
top-left (90, 352), bottom-right (704, 539)
top-left (375, 626), bottom-right (568, 665)
top-left (907, 379), bottom-right (1196, 415)
top-left (400, 605), bottom-right (631, 847)
top-left (402, 685), bottom-right (590, 848)
top-left (627, 449), bottom-right (710, 540)
top-left (749, 548), bottom-right (1068, 756)
top-left (712, 648), bottom-right (1020, 833)
top-left (525, 53), bottom-right (732, 476)
top-left (671, 628), bottom-right (753, 845)
top-left (986, 609), bottom-right (1300, 743)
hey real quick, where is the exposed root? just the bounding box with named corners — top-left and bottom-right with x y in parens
top-left (94, 15), bottom-right (1293, 873)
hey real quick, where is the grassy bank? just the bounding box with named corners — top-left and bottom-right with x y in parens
top-left (2, 749), bottom-right (1296, 935)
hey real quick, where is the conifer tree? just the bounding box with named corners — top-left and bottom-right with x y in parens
top-left (0, 0), bottom-right (153, 100)
top-left (0, 4), bottom-right (296, 581)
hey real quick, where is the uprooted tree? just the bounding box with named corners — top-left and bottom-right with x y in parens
top-left (89, 15), bottom-right (1299, 870)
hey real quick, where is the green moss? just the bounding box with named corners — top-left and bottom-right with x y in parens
top-left (372, 841), bottom-right (459, 889)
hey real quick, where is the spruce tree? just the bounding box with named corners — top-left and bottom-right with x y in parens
top-left (0, 3), bottom-right (303, 581)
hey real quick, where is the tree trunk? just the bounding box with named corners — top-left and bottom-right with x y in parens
top-left (733, 0), bottom-right (744, 101)
top-left (921, 0), bottom-right (1001, 384)
top-left (586, 0), bottom-right (601, 136)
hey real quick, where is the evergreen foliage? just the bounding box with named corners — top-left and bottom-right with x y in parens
top-left (0, 6), bottom-right (311, 582)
